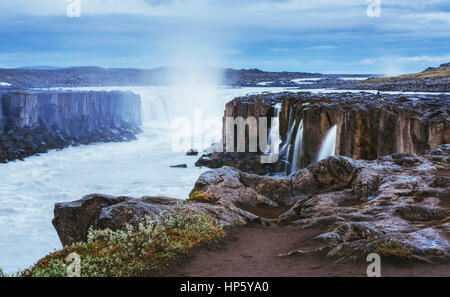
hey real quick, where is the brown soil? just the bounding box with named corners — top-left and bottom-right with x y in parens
top-left (234, 202), bottom-right (290, 219)
top-left (162, 225), bottom-right (450, 277)
top-left (338, 197), bottom-right (363, 207)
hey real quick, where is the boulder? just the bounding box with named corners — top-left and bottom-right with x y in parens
top-left (53, 194), bottom-right (259, 246)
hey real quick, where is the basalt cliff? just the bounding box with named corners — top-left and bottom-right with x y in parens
top-left (197, 92), bottom-right (449, 174)
top-left (0, 90), bottom-right (142, 163)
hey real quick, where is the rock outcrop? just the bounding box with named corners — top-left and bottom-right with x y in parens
top-left (0, 90), bottom-right (142, 162)
top-left (52, 195), bottom-right (259, 246)
top-left (52, 144), bottom-right (450, 262)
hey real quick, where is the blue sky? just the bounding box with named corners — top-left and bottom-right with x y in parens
top-left (0, 0), bottom-right (449, 74)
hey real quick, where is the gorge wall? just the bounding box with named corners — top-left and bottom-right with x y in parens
top-left (0, 90), bottom-right (142, 162)
top-left (198, 92), bottom-right (450, 174)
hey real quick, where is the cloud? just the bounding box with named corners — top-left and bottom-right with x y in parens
top-left (0, 0), bottom-right (448, 73)
top-left (305, 45), bottom-right (338, 50)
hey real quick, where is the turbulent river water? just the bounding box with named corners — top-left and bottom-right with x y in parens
top-left (0, 86), bottom-right (446, 273)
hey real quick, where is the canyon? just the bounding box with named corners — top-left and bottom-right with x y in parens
top-left (48, 90), bottom-right (450, 275)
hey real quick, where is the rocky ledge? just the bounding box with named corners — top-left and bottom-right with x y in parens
top-left (0, 90), bottom-right (142, 163)
top-left (53, 144), bottom-right (450, 263)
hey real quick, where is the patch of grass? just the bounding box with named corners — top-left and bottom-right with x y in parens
top-left (24, 209), bottom-right (225, 277)
top-left (188, 191), bottom-right (218, 203)
top-left (0, 268), bottom-right (7, 277)
top-left (375, 241), bottom-right (413, 259)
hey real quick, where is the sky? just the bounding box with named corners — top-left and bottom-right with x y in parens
top-left (0, 0), bottom-right (449, 74)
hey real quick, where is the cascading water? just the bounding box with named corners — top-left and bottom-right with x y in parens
top-left (140, 92), bottom-right (168, 125)
top-left (280, 108), bottom-right (293, 158)
top-left (289, 119), bottom-right (303, 175)
top-left (317, 125), bottom-right (337, 162)
top-left (280, 119), bottom-right (296, 171)
top-left (265, 106), bottom-right (282, 157)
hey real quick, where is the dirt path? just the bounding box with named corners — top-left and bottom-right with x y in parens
top-left (163, 225), bottom-right (449, 277)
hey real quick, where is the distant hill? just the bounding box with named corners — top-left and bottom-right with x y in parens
top-left (0, 66), bottom-right (374, 89)
top-left (18, 66), bottom-right (62, 70)
top-left (351, 62), bottom-right (450, 92)
top-left (365, 62), bottom-right (450, 82)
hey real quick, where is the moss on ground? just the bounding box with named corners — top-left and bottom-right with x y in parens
top-left (22, 209), bottom-right (225, 277)
top-left (188, 191), bottom-right (218, 203)
top-left (375, 241), bottom-right (413, 259)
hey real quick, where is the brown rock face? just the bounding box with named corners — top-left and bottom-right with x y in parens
top-left (204, 92), bottom-right (449, 172)
top-left (300, 95), bottom-right (450, 167)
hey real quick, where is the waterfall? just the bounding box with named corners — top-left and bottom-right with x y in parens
top-left (289, 119), bottom-right (303, 175)
top-left (140, 93), bottom-right (168, 126)
top-left (265, 107), bottom-right (281, 157)
top-left (280, 119), bottom-right (296, 166)
top-left (317, 125), bottom-right (337, 162)
top-left (280, 108), bottom-right (294, 158)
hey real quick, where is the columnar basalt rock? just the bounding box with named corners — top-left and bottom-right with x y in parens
top-left (197, 92), bottom-right (449, 173)
top-left (0, 90), bottom-right (142, 162)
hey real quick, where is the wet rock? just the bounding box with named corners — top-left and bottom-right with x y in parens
top-left (186, 149), bottom-right (199, 156)
top-left (170, 164), bottom-right (188, 168)
top-left (195, 152), bottom-right (281, 175)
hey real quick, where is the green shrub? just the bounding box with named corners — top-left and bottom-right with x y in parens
top-left (25, 209), bottom-right (224, 277)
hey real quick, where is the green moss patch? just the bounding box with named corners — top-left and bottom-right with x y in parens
top-left (375, 242), bottom-right (413, 259)
top-left (24, 209), bottom-right (225, 277)
top-left (188, 191), bottom-right (218, 203)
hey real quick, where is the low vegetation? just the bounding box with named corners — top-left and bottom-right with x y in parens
top-left (375, 241), bottom-right (413, 259)
top-left (363, 67), bottom-right (450, 83)
top-left (23, 209), bottom-right (225, 277)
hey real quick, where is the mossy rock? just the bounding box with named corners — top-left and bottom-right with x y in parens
top-left (375, 241), bottom-right (413, 259)
top-left (188, 192), bottom-right (218, 203)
